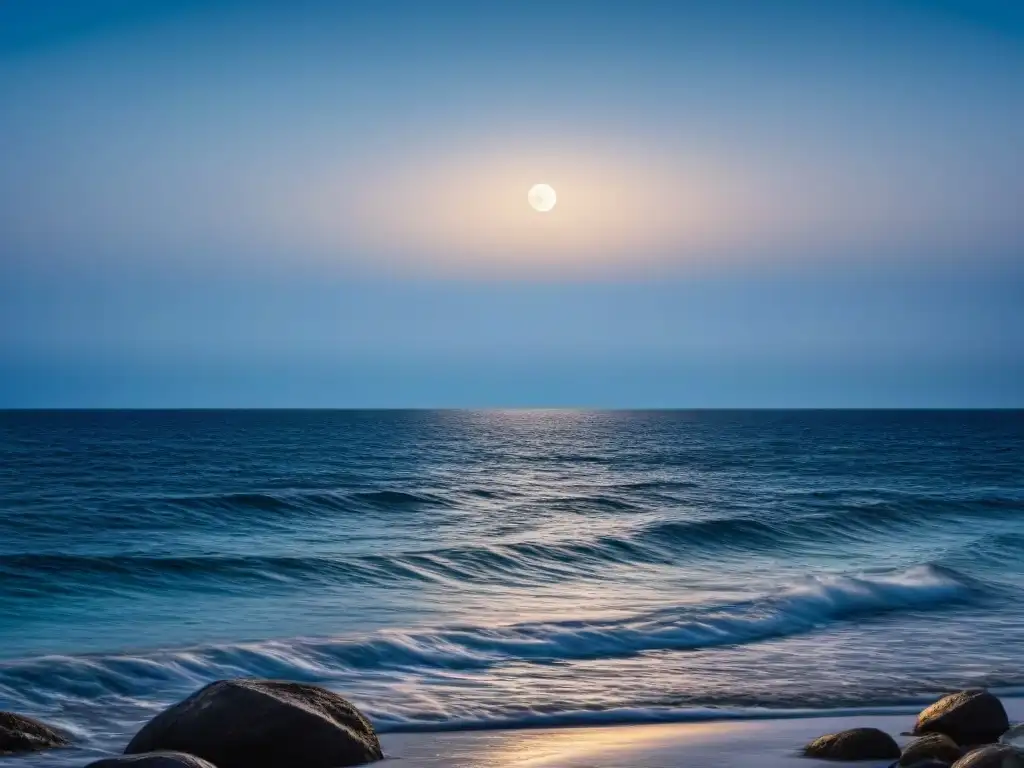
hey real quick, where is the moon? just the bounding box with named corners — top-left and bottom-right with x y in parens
top-left (528, 183), bottom-right (557, 212)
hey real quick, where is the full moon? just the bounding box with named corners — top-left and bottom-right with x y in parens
top-left (528, 183), bottom-right (557, 212)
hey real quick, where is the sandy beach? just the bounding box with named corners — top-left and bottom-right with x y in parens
top-left (382, 699), bottom-right (1024, 768)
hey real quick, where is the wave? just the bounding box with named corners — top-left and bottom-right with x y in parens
top-left (627, 493), bottom-right (1024, 556)
top-left (149, 488), bottom-right (454, 517)
top-left (0, 487), bottom-right (457, 539)
top-left (348, 490), bottom-right (452, 508)
top-left (0, 553), bottom-right (431, 597)
top-left (0, 565), bottom-right (977, 715)
top-left (5, 478), bottom-right (1019, 559)
top-left (4, 489), bottom-right (1021, 595)
top-left (943, 530), bottom-right (1024, 576)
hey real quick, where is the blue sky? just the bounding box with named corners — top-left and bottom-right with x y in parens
top-left (1, 0), bottom-right (1022, 407)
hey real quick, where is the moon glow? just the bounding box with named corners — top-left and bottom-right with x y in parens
top-left (528, 183), bottom-right (557, 212)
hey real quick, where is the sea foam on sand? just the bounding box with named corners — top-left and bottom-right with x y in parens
top-left (381, 699), bottom-right (1024, 768)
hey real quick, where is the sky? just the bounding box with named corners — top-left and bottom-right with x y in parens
top-left (1, 0), bottom-right (1022, 407)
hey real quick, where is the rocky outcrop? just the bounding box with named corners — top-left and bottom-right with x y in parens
top-left (900, 733), bottom-right (963, 766)
top-left (804, 727), bottom-right (902, 760)
top-left (86, 753), bottom-right (218, 768)
top-left (0, 712), bottom-right (69, 755)
top-left (951, 745), bottom-right (1024, 768)
top-left (914, 690), bottom-right (1010, 746)
top-left (124, 679), bottom-right (382, 768)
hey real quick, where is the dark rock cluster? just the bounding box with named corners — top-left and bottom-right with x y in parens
top-left (4, 681), bottom-right (1019, 768)
top-left (2, 679), bottom-right (383, 768)
top-left (803, 689), bottom-right (1019, 768)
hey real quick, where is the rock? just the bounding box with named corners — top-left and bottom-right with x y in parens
top-left (914, 690), bottom-right (1010, 746)
top-left (901, 734), bottom-right (963, 765)
top-left (124, 679), bottom-right (383, 768)
top-left (804, 727), bottom-right (902, 760)
top-left (86, 753), bottom-right (218, 768)
top-left (902, 761), bottom-right (955, 768)
top-left (951, 745), bottom-right (1024, 768)
top-left (0, 711), bottom-right (70, 755)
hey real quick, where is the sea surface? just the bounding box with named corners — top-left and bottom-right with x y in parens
top-left (1, 410), bottom-right (1023, 764)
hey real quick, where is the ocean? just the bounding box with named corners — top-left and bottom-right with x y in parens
top-left (1, 410), bottom-right (1023, 765)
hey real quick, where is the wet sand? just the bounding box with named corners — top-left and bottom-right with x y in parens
top-left (382, 699), bottom-right (1024, 768)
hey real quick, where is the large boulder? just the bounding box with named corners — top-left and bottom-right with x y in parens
top-left (915, 690), bottom-right (1009, 746)
top-left (124, 679), bottom-right (382, 768)
top-left (901, 734), bottom-right (963, 766)
top-left (951, 745), bottom-right (1024, 768)
top-left (0, 711), bottom-right (69, 755)
top-left (86, 753), bottom-right (218, 768)
top-left (804, 727), bottom-right (902, 760)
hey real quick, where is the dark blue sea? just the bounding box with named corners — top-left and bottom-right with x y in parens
top-left (2, 410), bottom-right (1023, 765)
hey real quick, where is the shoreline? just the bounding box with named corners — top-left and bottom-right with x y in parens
top-left (6, 695), bottom-right (1022, 768)
top-left (380, 699), bottom-right (1024, 768)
